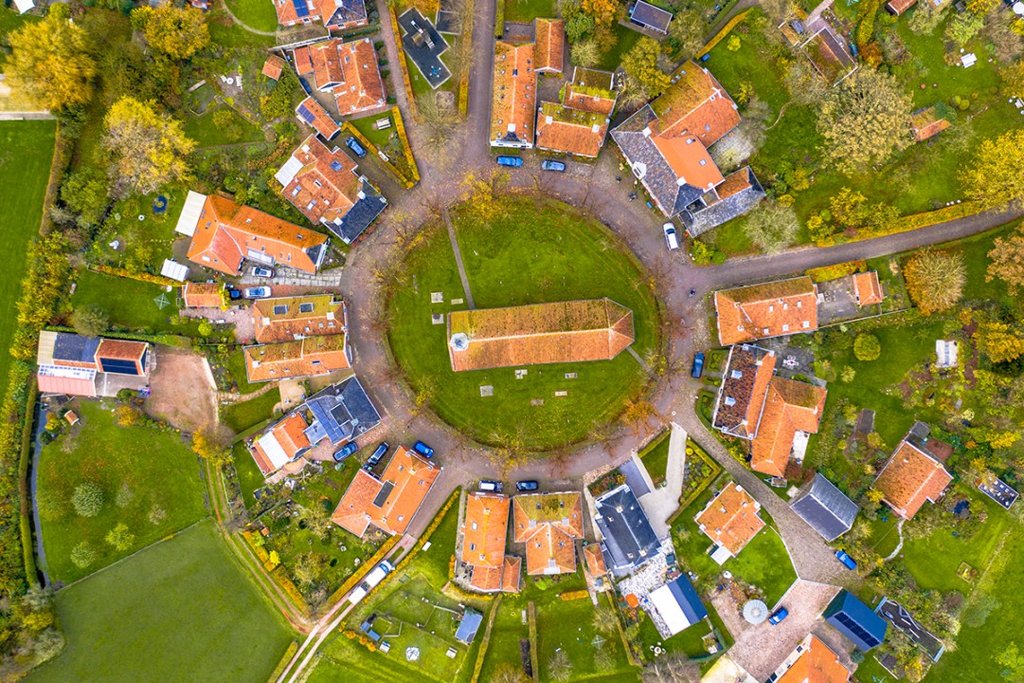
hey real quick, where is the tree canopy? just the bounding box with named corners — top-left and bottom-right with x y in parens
top-left (5, 4), bottom-right (97, 111)
top-left (102, 97), bottom-right (196, 197)
top-left (961, 129), bottom-right (1024, 210)
top-left (133, 5), bottom-right (211, 60)
top-left (986, 225), bottom-right (1024, 294)
top-left (904, 248), bottom-right (966, 315)
top-left (742, 202), bottom-right (799, 254)
top-left (621, 37), bottom-right (670, 100)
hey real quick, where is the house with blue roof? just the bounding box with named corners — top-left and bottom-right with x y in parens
top-left (823, 590), bottom-right (888, 651)
top-left (646, 575), bottom-right (708, 637)
top-left (454, 608), bottom-right (483, 645)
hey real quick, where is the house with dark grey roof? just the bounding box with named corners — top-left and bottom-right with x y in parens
top-left (823, 590), bottom-right (888, 651)
top-left (629, 0), bottom-right (673, 33)
top-left (791, 473), bottom-right (859, 541)
top-left (302, 376), bottom-right (382, 446)
top-left (593, 484), bottom-right (661, 577)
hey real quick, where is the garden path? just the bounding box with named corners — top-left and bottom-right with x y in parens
top-left (441, 206), bottom-right (475, 308)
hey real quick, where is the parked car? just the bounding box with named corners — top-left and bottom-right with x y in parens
top-left (479, 480), bottom-right (503, 493)
top-left (250, 266), bottom-right (275, 278)
top-left (691, 352), bottom-right (705, 379)
top-left (496, 155), bottom-right (523, 168)
top-left (227, 288), bottom-right (243, 300)
top-left (345, 136), bottom-right (367, 158)
top-left (834, 550), bottom-right (857, 570)
top-left (516, 480), bottom-right (539, 492)
top-left (413, 440), bottom-right (434, 458)
top-left (365, 442), bottom-right (389, 469)
top-left (333, 442), bottom-right (359, 462)
top-left (663, 222), bottom-right (679, 250)
top-left (243, 286), bottom-right (271, 299)
top-left (768, 607), bottom-right (789, 625)
top-left (540, 159), bottom-right (566, 172)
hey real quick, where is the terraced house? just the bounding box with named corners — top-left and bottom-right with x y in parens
top-left (457, 492), bottom-right (522, 593)
top-left (243, 335), bottom-right (350, 383)
top-left (176, 191), bottom-right (329, 276)
top-left (271, 0), bottom-right (368, 29)
top-left (251, 294), bottom-right (346, 343)
top-left (293, 38), bottom-right (386, 117)
top-left (275, 134), bottom-right (387, 244)
top-left (513, 492), bottom-right (584, 575)
top-left (36, 331), bottom-right (151, 398)
top-left (611, 62), bottom-right (765, 234)
top-left (536, 67), bottom-right (616, 158)
top-left (490, 40), bottom-right (537, 148)
top-left (713, 276), bottom-right (819, 346)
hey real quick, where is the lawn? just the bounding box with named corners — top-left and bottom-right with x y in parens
top-left (36, 400), bottom-right (209, 583)
top-left (69, 270), bottom-right (199, 336)
top-left (183, 104), bottom-right (265, 148)
top-left (207, 6), bottom-right (277, 48)
top-left (232, 441), bottom-right (265, 509)
top-left (504, 0), bottom-right (557, 22)
top-left (639, 430), bottom-right (671, 487)
top-left (224, 0), bottom-right (280, 32)
top-left (386, 194), bottom-right (662, 452)
top-left (28, 521), bottom-right (294, 682)
top-left (220, 386), bottom-right (281, 433)
top-left (226, 347), bottom-right (263, 395)
top-left (0, 120), bottom-right (54, 397)
top-left (595, 22), bottom-right (643, 71)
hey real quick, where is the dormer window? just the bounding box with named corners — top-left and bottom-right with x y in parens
top-left (724, 397), bottom-right (736, 407)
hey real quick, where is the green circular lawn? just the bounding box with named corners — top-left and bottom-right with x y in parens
top-left (386, 194), bottom-right (663, 452)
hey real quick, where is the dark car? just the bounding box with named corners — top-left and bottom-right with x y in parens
top-left (691, 352), bottom-right (705, 379)
top-left (768, 607), bottom-right (789, 625)
top-left (365, 442), bottom-right (389, 469)
top-left (540, 159), bottom-right (566, 172)
top-left (333, 441), bottom-right (359, 462)
top-left (835, 550), bottom-right (858, 571)
top-left (346, 136), bottom-right (367, 158)
top-left (413, 440), bottom-right (434, 458)
top-left (516, 480), bottom-right (539, 492)
top-left (496, 155), bottom-right (523, 168)
top-left (228, 288), bottom-right (242, 300)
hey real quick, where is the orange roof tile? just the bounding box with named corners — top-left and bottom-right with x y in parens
top-left (296, 96), bottom-right (340, 139)
top-left (244, 335), bottom-right (350, 383)
top-left (713, 345), bottom-right (777, 439)
top-left (186, 194), bottom-right (329, 276)
top-left (331, 468), bottom-right (383, 536)
top-left (534, 18), bottom-right (564, 73)
top-left (751, 377), bottom-right (827, 477)
top-left (853, 271), bottom-right (884, 306)
top-left (501, 556), bottom-right (522, 592)
top-left (293, 46), bottom-right (313, 75)
top-left (777, 635), bottom-right (851, 683)
top-left (535, 102), bottom-right (608, 157)
top-left (491, 41), bottom-right (537, 146)
top-left (277, 135), bottom-right (363, 227)
top-left (583, 544), bottom-right (607, 578)
top-left (875, 440), bottom-right (952, 520)
top-left (651, 133), bottom-right (724, 193)
top-left (249, 412), bottom-right (312, 476)
top-left (695, 482), bottom-right (765, 557)
top-left (714, 277), bottom-right (818, 346)
top-left (512, 492), bottom-right (583, 575)
top-left (715, 167), bottom-right (755, 200)
top-left (262, 55), bottom-right (286, 80)
top-left (563, 82), bottom-right (616, 116)
top-left (886, 0), bottom-right (917, 15)
top-left (252, 295), bottom-right (345, 343)
top-left (182, 282), bottom-right (225, 308)
top-left (95, 339), bottom-right (147, 362)
top-left (652, 62), bottom-right (741, 146)
top-left (308, 39), bottom-right (385, 115)
top-left (462, 492), bottom-right (511, 573)
top-left (447, 298), bottom-right (634, 372)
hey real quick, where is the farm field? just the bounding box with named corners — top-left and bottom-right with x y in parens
top-left (28, 521), bottom-right (294, 682)
top-left (0, 120), bottom-right (55, 397)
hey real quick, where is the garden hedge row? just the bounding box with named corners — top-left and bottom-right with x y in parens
top-left (388, 6), bottom-right (419, 120)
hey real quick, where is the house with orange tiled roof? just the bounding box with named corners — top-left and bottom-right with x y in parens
top-left (36, 331), bottom-right (151, 398)
top-left (295, 97), bottom-right (341, 139)
top-left (262, 54), bottom-right (286, 81)
top-left (250, 412), bottom-right (312, 476)
top-left (176, 191), bottom-right (329, 276)
top-left (457, 493), bottom-right (521, 593)
top-left (274, 135), bottom-right (387, 244)
top-left (611, 62), bottom-right (765, 234)
top-left (695, 481), bottom-right (765, 562)
top-left (874, 424), bottom-right (953, 520)
top-left (534, 18), bottom-right (564, 74)
top-left (332, 445), bottom-right (441, 537)
top-left (181, 281), bottom-right (226, 309)
top-left (583, 543), bottom-right (608, 585)
top-left (563, 67), bottom-right (617, 116)
top-left (272, 0), bottom-right (368, 30)
top-left (535, 68), bottom-right (616, 158)
top-left (252, 294), bottom-right (346, 343)
top-left (911, 105), bottom-right (951, 142)
top-left (772, 634), bottom-right (851, 683)
top-left (712, 344), bottom-right (777, 439)
top-left (853, 271), bottom-right (884, 307)
top-left (293, 38), bottom-right (386, 117)
top-left (512, 492), bottom-right (584, 575)
top-left (491, 40), bottom-right (537, 148)
top-left (713, 276), bottom-right (818, 346)
top-left (750, 377), bottom-right (827, 477)
top-left (243, 335), bottom-right (350, 383)
top-left (447, 299), bottom-right (634, 372)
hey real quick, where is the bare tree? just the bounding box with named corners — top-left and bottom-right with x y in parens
top-left (642, 654), bottom-right (701, 682)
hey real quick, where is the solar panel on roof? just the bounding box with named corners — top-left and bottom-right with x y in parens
top-left (292, 0), bottom-right (309, 18)
top-left (297, 103), bottom-right (315, 123)
top-left (372, 481), bottom-right (394, 507)
top-left (99, 358), bottom-right (140, 375)
top-left (329, 160), bottom-right (344, 172)
top-left (273, 304), bottom-right (289, 315)
top-left (299, 303), bottom-right (315, 313)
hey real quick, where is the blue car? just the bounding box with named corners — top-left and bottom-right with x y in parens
top-left (516, 480), bottom-right (539, 492)
top-left (540, 159), bottom-right (566, 172)
top-left (691, 352), bottom-right (705, 379)
top-left (413, 440), bottom-right (434, 458)
top-left (333, 441), bottom-right (359, 462)
top-left (496, 155), bottom-right (523, 168)
top-left (768, 607), bottom-right (789, 625)
top-left (346, 136), bottom-right (367, 158)
top-left (835, 550), bottom-right (857, 570)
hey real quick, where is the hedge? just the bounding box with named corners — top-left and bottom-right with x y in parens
top-left (266, 641), bottom-right (299, 683)
top-left (494, 0), bottom-right (505, 38)
top-left (816, 202), bottom-right (983, 247)
top-left (45, 325), bottom-right (193, 349)
top-left (390, 106), bottom-right (421, 186)
top-left (388, 6), bottom-right (419, 120)
top-left (558, 589), bottom-right (589, 601)
top-left (469, 595), bottom-right (502, 683)
top-left (527, 601), bottom-right (540, 683)
top-left (342, 121), bottom-right (416, 189)
top-left (90, 263), bottom-right (178, 288)
top-left (18, 378), bottom-right (38, 588)
top-left (806, 259), bottom-right (867, 283)
top-left (698, 8), bottom-right (751, 57)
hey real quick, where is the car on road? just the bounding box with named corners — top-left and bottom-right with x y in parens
top-left (413, 440), bottom-right (434, 458)
top-left (691, 352), bottom-right (704, 379)
top-left (333, 442), bottom-right (359, 462)
top-left (479, 480), bottom-right (503, 493)
top-left (663, 222), bottom-right (679, 250)
top-left (365, 442), bottom-right (389, 469)
top-left (345, 136), bottom-right (367, 158)
top-left (250, 266), bottom-right (275, 278)
top-left (540, 159), bottom-right (566, 172)
top-left (516, 480), bottom-right (539, 492)
top-left (768, 607), bottom-right (789, 625)
top-left (834, 550), bottom-right (857, 570)
top-left (496, 155), bottom-right (523, 168)
top-left (243, 286), bottom-right (271, 299)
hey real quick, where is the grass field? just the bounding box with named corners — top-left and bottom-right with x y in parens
top-left (220, 387), bottom-right (281, 433)
top-left (223, 0), bottom-right (280, 31)
top-left (0, 120), bottom-right (54, 397)
top-left (639, 430), bottom-right (671, 487)
top-left (37, 400), bottom-right (209, 583)
top-left (183, 104), bottom-right (265, 148)
top-left (504, 0), bottom-right (557, 22)
top-left (226, 347), bottom-right (263, 394)
top-left (387, 194), bottom-right (662, 452)
top-left (28, 521), bottom-right (294, 682)
top-left (69, 270), bottom-right (199, 335)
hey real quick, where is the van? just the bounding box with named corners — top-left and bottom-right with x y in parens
top-left (479, 480), bottom-right (503, 493)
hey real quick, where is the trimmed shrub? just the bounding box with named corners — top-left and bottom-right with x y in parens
top-left (72, 482), bottom-right (104, 517)
top-left (854, 333), bottom-right (882, 361)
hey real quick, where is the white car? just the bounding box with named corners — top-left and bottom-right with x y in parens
top-left (663, 223), bottom-right (679, 251)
